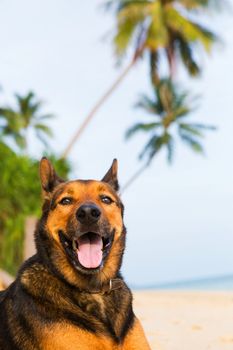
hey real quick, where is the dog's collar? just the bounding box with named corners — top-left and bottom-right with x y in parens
top-left (79, 278), bottom-right (124, 295)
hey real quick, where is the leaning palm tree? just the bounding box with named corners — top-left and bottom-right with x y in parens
top-left (122, 78), bottom-right (216, 191)
top-left (62, 0), bottom-right (217, 158)
top-left (0, 91), bottom-right (53, 152)
top-left (110, 0), bottom-right (217, 83)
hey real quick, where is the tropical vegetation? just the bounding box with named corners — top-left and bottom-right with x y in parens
top-left (110, 0), bottom-right (217, 79)
top-left (0, 92), bottom-right (70, 275)
top-left (62, 0), bottom-right (218, 158)
top-left (126, 79), bottom-right (216, 164)
top-left (0, 91), bottom-right (53, 152)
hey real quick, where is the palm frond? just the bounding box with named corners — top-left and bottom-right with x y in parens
top-left (177, 37), bottom-right (201, 76)
top-left (174, 106), bottom-right (192, 118)
top-left (14, 134), bottom-right (26, 150)
top-left (179, 123), bottom-right (204, 137)
top-left (114, 2), bottom-right (148, 56)
top-left (126, 121), bottom-right (162, 139)
top-left (165, 7), bottom-right (217, 52)
top-left (35, 131), bottom-right (50, 148)
top-left (114, 18), bottom-right (140, 57)
top-left (15, 92), bottom-right (35, 114)
top-left (139, 134), bottom-right (160, 160)
top-left (146, 133), bottom-right (171, 164)
top-left (28, 101), bottom-right (44, 115)
top-left (34, 123), bottom-right (53, 137)
top-left (186, 123), bottom-right (217, 130)
top-left (139, 131), bottom-right (174, 164)
top-left (145, 2), bottom-right (169, 50)
top-left (104, 0), bottom-right (150, 12)
top-left (135, 94), bottom-right (162, 115)
top-left (179, 131), bottom-right (204, 153)
top-left (36, 113), bottom-right (54, 121)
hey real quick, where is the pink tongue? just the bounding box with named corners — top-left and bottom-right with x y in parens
top-left (77, 234), bottom-right (103, 268)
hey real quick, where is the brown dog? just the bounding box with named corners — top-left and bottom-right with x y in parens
top-left (0, 158), bottom-right (151, 349)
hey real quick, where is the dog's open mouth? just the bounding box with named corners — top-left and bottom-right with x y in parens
top-left (59, 231), bottom-right (113, 272)
top-left (75, 232), bottom-right (110, 269)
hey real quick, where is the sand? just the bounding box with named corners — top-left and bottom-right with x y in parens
top-left (133, 290), bottom-right (233, 350)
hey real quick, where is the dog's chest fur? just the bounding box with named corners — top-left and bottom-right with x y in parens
top-left (14, 260), bottom-right (134, 348)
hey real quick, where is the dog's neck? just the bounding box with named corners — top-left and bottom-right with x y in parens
top-left (76, 278), bottom-right (125, 294)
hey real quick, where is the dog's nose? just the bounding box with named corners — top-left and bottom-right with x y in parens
top-left (76, 204), bottom-right (101, 224)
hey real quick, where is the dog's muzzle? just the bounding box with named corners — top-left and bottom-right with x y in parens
top-left (59, 229), bottom-right (114, 274)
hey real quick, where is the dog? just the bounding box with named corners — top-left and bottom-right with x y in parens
top-left (0, 157), bottom-right (151, 349)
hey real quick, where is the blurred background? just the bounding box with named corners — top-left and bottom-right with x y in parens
top-left (0, 0), bottom-right (232, 289)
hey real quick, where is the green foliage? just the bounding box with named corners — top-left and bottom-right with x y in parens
top-left (0, 91), bottom-right (54, 152)
top-left (126, 79), bottom-right (216, 164)
top-left (0, 142), bottom-right (70, 275)
top-left (107, 0), bottom-right (218, 78)
top-left (0, 90), bottom-right (70, 275)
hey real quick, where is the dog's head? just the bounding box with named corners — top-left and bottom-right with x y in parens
top-left (36, 157), bottom-right (125, 286)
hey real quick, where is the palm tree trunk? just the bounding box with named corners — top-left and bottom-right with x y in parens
top-left (167, 44), bottom-right (176, 79)
top-left (150, 51), bottom-right (160, 87)
top-left (120, 163), bottom-right (148, 194)
top-left (61, 58), bottom-right (137, 159)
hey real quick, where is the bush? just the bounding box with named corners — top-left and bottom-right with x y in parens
top-left (0, 142), bottom-right (70, 275)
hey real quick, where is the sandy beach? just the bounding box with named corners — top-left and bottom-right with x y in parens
top-left (133, 290), bottom-right (233, 350)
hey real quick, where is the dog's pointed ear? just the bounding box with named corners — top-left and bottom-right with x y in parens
top-left (39, 157), bottom-right (64, 196)
top-left (101, 159), bottom-right (119, 191)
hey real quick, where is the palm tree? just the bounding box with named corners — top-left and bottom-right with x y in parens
top-left (110, 0), bottom-right (217, 82)
top-left (0, 91), bottom-right (53, 152)
top-left (122, 78), bottom-right (216, 191)
top-left (62, 0), bottom-right (217, 158)
top-left (0, 107), bottom-right (25, 150)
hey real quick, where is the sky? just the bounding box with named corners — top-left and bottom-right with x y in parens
top-left (0, 0), bottom-right (232, 287)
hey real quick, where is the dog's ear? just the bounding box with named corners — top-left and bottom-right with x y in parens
top-left (101, 159), bottom-right (119, 191)
top-left (39, 157), bottom-right (64, 196)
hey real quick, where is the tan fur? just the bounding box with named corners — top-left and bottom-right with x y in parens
top-left (40, 319), bottom-right (150, 350)
top-left (45, 180), bottom-right (123, 287)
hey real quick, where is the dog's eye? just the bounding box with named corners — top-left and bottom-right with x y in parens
top-left (101, 196), bottom-right (113, 205)
top-left (59, 197), bottom-right (73, 205)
